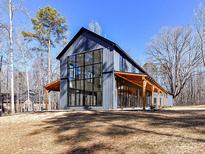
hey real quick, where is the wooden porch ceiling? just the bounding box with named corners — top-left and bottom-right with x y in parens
top-left (44, 80), bottom-right (60, 92)
top-left (114, 72), bottom-right (167, 94)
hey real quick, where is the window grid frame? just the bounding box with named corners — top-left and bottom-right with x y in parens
top-left (67, 48), bottom-right (103, 107)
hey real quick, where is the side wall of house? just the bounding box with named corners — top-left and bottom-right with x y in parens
top-left (113, 51), bottom-right (142, 73)
top-left (102, 48), bottom-right (114, 109)
top-left (113, 51), bottom-right (144, 109)
top-left (59, 32), bottom-right (114, 109)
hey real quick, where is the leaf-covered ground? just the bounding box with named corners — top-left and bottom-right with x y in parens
top-left (0, 106), bottom-right (205, 154)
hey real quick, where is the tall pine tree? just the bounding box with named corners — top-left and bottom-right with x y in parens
top-left (22, 6), bottom-right (68, 109)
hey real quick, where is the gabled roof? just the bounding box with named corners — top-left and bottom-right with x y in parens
top-left (56, 27), bottom-right (167, 93)
top-left (56, 27), bottom-right (115, 60)
top-left (56, 27), bottom-right (146, 73)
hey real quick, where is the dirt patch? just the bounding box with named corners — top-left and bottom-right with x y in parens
top-left (0, 107), bottom-right (205, 154)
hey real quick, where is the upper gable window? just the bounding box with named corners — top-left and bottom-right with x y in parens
top-left (119, 56), bottom-right (126, 72)
top-left (131, 65), bottom-right (136, 73)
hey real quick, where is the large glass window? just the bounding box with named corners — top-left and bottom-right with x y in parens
top-left (67, 49), bottom-right (103, 107)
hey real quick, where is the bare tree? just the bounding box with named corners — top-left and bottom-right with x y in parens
top-left (8, 0), bottom-right (15, 113)
top-left (143, 62), bottom-right (158, 81)
top-left (175, 67), bottom-right (205, 105)
top-left (147, 27), bottom-right (201, 100)
top-left (194, 3), bottom-right (205, 66)
top-left (0, 31), bottom-right (3, 115)
top-left (15, 32), bottom-right (33, 110)
top-left (22, 6), bottom-right (68, 110)
top-left (4, 0), bottom-right (28, 113)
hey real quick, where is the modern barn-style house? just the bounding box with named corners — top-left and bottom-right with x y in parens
top-left (49, 27), bottom-right (169, 110)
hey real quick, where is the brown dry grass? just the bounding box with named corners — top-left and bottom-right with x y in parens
top-left (0, 106), bottom-right (205, 154)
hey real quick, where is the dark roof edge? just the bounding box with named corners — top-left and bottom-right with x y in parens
top-left (56, 27), bottom-right (146, 73)
top-left (56, 27), bottom-right (116, 59)
top-left (56, 27), bottom-right (84, 59)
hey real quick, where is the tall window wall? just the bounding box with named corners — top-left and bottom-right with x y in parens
top-left (67, 49), bottom-right (102, 107)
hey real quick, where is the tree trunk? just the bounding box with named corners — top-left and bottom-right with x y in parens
top-left (26, 69), bottom-right (32, 111)
top-left (47, 38), bottom-right (51, 110)
top-left (0, 35), bottom-right (2, 115)
top-left (18, 74), bottom-right (21, 112)
top-left (39, 52), bottom-right (43, 111)
top-left (8, 0), bottom-right (15, 114)
top-left (26, 70), bottom-right (30, 100)
top-left (0, 57), bottom-right (2, 116)
top-left (16, 74), bottom-right (19, 113)
top-left (6, 66), bottom-right (8, 112)
top-left (38, 89), bottom-right (41, 111)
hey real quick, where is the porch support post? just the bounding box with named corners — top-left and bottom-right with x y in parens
top-left (142, 78), bottom-right (147, 111)
top-left (164, 93), bottom-right (167, 106)
top-left (157, 90), bottom-right (160, 110)
top-left (44, 88), bottom-right (49, 110)
top-left (151, 86), bottom-right (155, 111)
top-left (162, 93), bottom-right (165, 106)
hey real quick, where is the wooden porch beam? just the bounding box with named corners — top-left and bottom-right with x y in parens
top-left (157, 89), bottom-right (160, 109)
top-left (116, 74), bottom-right (143, 88)
top-left (142, 79), bottom-right (147, 111)
top-left (151, 86), bottom-right (155, 111)
top-left (44, 88), bottom-right (49, 110)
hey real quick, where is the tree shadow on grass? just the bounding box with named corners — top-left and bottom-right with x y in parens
top-left (28, 109), bottom-right (205, 153)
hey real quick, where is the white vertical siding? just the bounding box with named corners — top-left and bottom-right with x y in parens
top-left (102, 48), bottom-right (114, 109)
top-left (60, 59), bottom-right (67, 79)
top-left (114, 51), bottom-right (120, 71)
top-left (59, 79), bottom-right (68, 109)
top-left (103, 73), bottom-right (114, 109)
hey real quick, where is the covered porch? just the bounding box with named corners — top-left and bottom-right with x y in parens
top-left (114, 72), bottom-right (168, 111)
top-left (44, 80), bottom-right (60, 110)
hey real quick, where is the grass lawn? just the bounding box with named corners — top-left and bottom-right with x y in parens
top-left (0, 106), bottom-right (205, 154)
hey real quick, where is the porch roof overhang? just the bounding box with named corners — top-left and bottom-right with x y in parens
top-left (44, 80), bottom-right (60, 92)
top-left (114, 72), bottom-right (168, 94)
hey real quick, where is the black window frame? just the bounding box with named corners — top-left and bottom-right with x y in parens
top-left (67, 48), bottom-right (103, 107)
